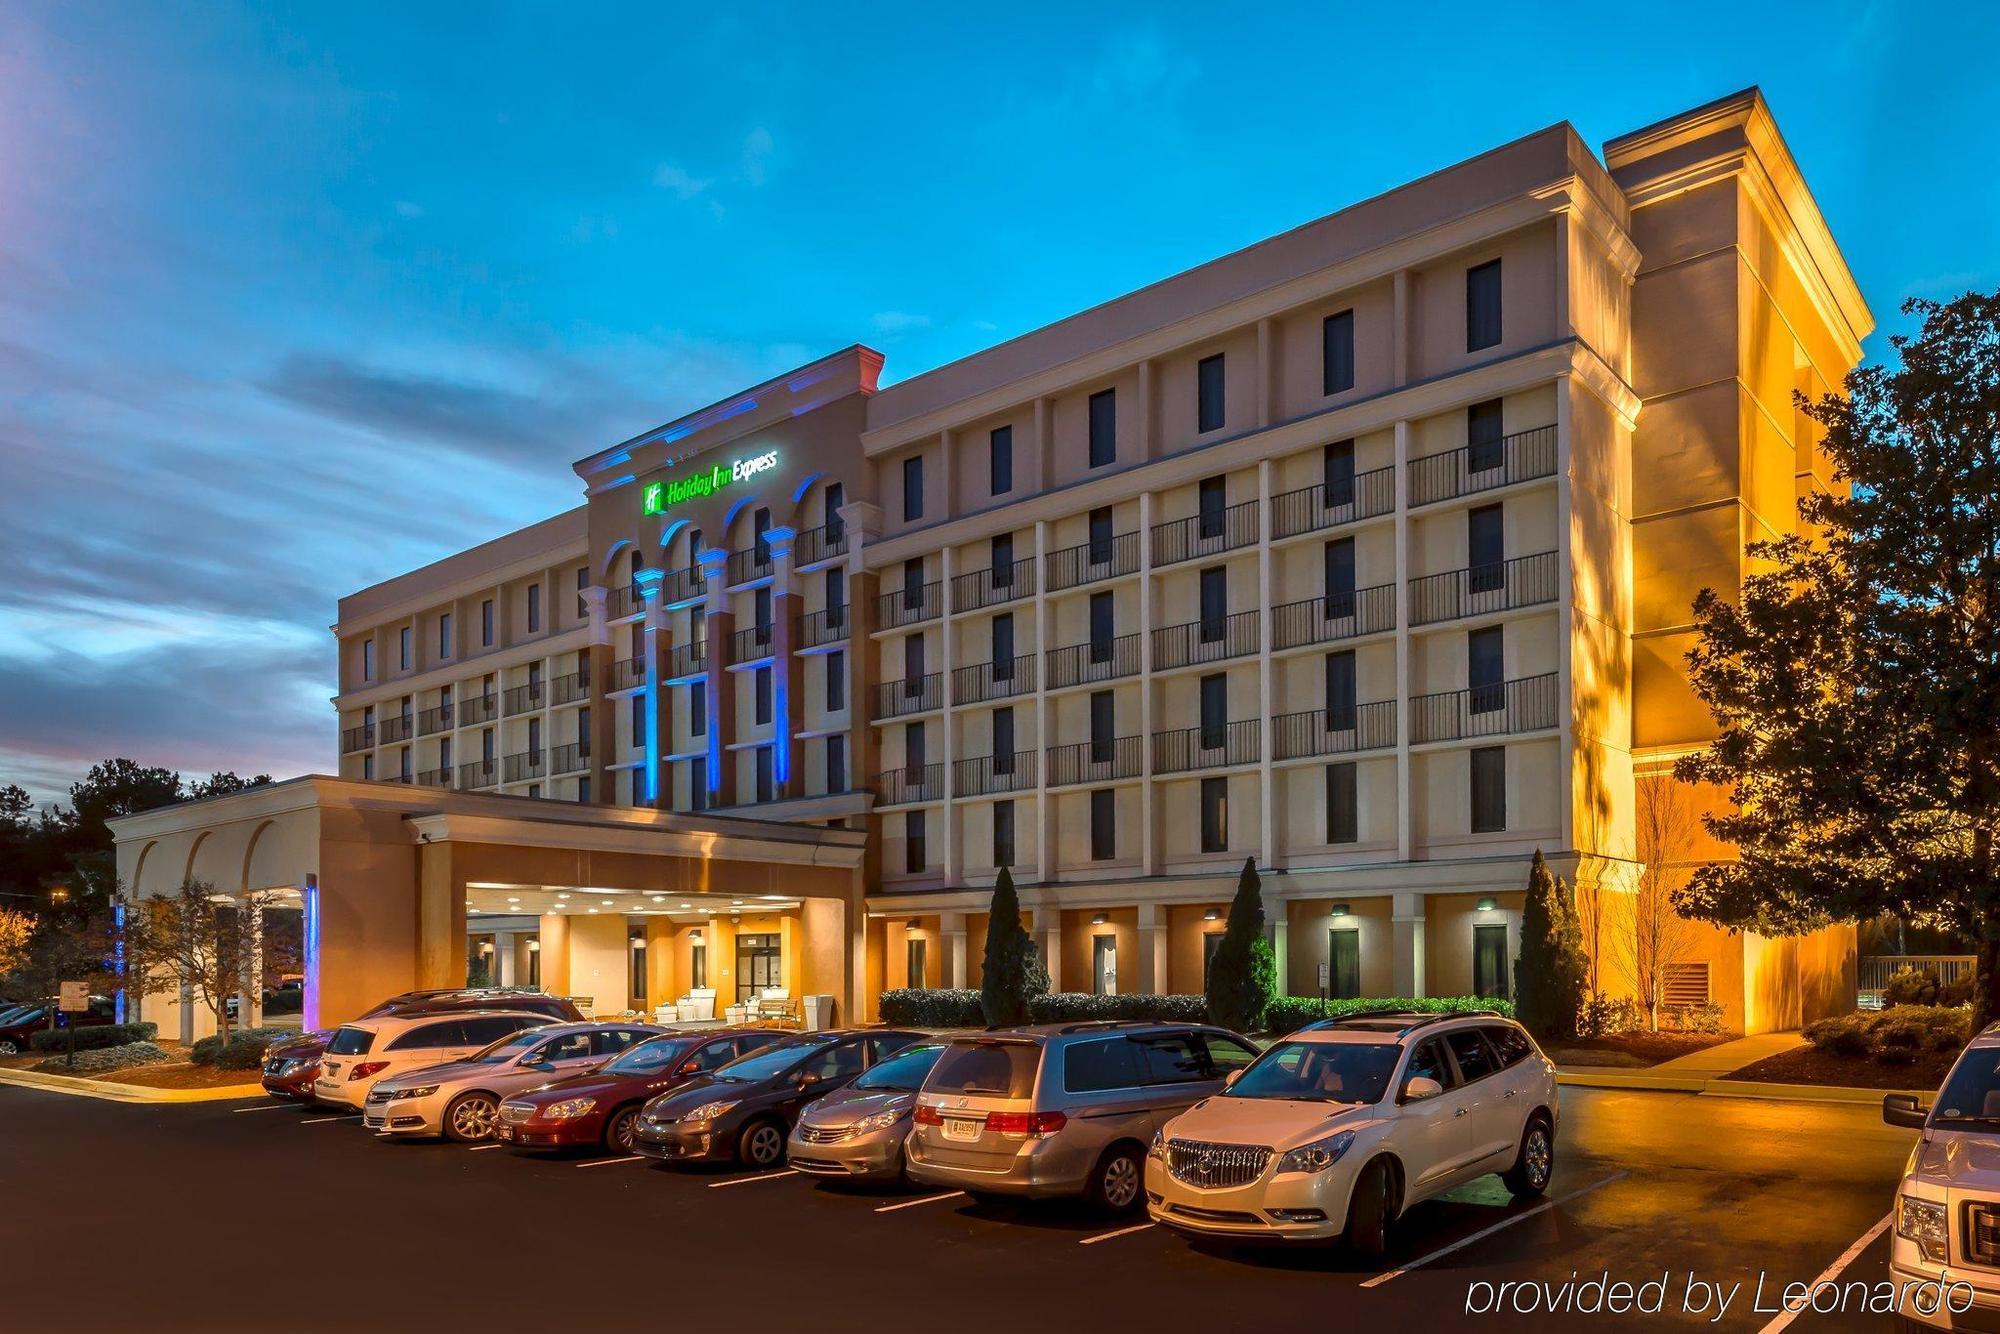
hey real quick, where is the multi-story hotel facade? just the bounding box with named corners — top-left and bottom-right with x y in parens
top-left (114, 88), bottom-right (1868, 1037)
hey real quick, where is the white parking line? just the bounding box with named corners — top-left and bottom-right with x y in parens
top-left (467, 1144), bottom-right (505, 1152)
top-left (1757, 1212), bottom-right (1892, 1334)
top-left (1359, 1171), bottom-right (1629, 1289)
top-left (1080, 1222), bottom-right (1155, 1246)
top-left (301, 1115), bottom-right (358, 1125)
top-left (708, 1168), bottom-right (799, 1188)
top-left (576, 1155), bottom-right (645, 1169)
top-left (232, 1103), bottom-right (289, 1113)
top-left (874, 1191), bottom-right (964, 1214)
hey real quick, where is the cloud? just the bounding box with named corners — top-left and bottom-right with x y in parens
top-left (871, 310), bottom-right (931, 336)
top-left (740, 127), bottom-right (774, 186)
top-left (652, 162), bottom-right (714, 200)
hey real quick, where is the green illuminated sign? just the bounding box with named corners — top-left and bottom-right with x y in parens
top-left (642, 449), bottom-right (780, 515)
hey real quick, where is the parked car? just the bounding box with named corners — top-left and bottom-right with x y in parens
top-left (907, 1021), bottom-right (1263, 1212)
top-left (789, 1041), bottom-right (947, 1184)
top-left (261, 988), bottom-right (584, 1103)
top-left (634, 1029), bottom-right (924, 1169)
top-left (1145, 1011), bottom-right (1556, 1253)
top-left (1884, 1025), bottom-right (2000, 1327)
top-left (312, 1010), bottom-right (556, 1110)
top-left (0, 997), bottom-right (118, 1056)
top-left (498, 1027), bottom-right (790, 1153)
top-left (363, 1021), bottom-right (663, 1141)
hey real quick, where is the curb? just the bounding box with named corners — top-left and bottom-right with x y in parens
top-left (0, 1067), bottom-right (266, 1104)
top-left (1557, 1069), bottom-right (1927, 1105)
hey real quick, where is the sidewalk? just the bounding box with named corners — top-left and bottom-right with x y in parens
top-left (1647, 1030), bottom-right (1805, 1076)
top-left (1556, 1031), bottom-right (1923, 1105)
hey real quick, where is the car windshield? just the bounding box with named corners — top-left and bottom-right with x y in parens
top-left (0, 1005), bottom-right (42, 1026)
top-left (853, 1044), bottom-right (945, 1092)
top-left (468, 1030), bottom-right (553, 1064)
top-left (928, 1040), bottom-right (1039, 1098)
top-left (1931, 1048), bottom-right (2000, 1127)
top-left (1226, 1040), bottom-right (1402, 1105)
top-left (602, 1036), bottom-right (698, 1076)
top-left (711, 1040), bottom-right (820, 1083)
top-left (326, 1027), bottom-right (375, 1056)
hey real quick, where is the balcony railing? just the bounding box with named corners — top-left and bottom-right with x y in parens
top-left (794, 521), bottom-right (848, 567)
top-left (797, 607), bottom-right (848, 650)
top-left (341, 724), bottom-right (375, 754)
top-left (414, 767), bottom-right (454, 789)
top-left (379, 714), bottom-right (414, 745)
top-left (730, 623), bottom-right (776, 663)
top-left (1273, 583), bottom-right (1396, 650)
top-left (877, 581), bottom-right (942, 631)
top-left (953, 655), bottom-right (1037, 705)
top-left (608, 582), bottom-right (643, 619)
top-left (1408, 424), bottom-right (1557, 507)
top-left (1409, 551), bottom-right (1560, 626)
top-left (1045, 531), bottom-right (1139, 591)
top-left (951, 556), bottom-right (1037, 613)
top-left (875, 763), bottom-right (944, 806)
top-left (1151, 499), bottom-right (1261, 567)
top-left (457, 758), bottom-right (499, 789)
top-left (1271, 464), bottom-right (1395, 539)
top-left (550, 742), bottom-right (590, 775)
top-left (503, 681), bottom-right (545, 715)
top-left (1153, 720), bottom-right (1261, 775)
top-left (1411, 672), bottom-right (1560, 743)
top-left (551, 669), bottom-right (590, 705)
top-left (612, 657), bottom-right (646, 691)
top-left (1047, 736), bottom-right (1141, 787)
top-left (661, 565), bottom-right (705, 605)
top-left (875, 673), bottom-right (942, 719)
top-left (1046, 633), bottom-right (1139, 689)
top-left (417, 702), bottom-right (454, 735)
top-left (1153, 611), bottom-right (1259, 671)
top-left (726, 546), bottom-right (775, 587)
top-left (1273, 700), bottom-right (1398, 760)
top-left (460, 692), bottom-right (499, 726)
top-left (953, 751), bottom-right (1038, 798)
top-left (503, 749), bottom-right (547, 784)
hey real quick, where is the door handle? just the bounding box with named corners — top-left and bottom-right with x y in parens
top-left (1454, 1107), bottom-right (1468, 1118)
top-left (1502, 1089), bottom-right (1518, 1099)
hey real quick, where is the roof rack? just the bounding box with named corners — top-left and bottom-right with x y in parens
top-left (1301, 1008), bottom-right (1507, 1036)
top-left (1053, 1020), bottom-right (1162, 1035)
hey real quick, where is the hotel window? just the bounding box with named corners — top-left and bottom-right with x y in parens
top-left (690, 679), bottom-right (708, 735)
top-left (438, 613), bottom-right (452, 660)
top-left (399, 746), bottom-right (411, 781)
top-left (1088, 591), bottom-right (1114, 662)
top-left (628, 621), bottom-right (644, 666)
top-left (993, 799), bottom-right (1016, 868)
top-left (902, 558), bottom-right (924, 610)
top-left (1322, 308), bottom-right (1355, 394)
top-left (399, 626), bottom-right (411, 672)
top-left (1197, 475), bottom-right (1227, 540)
top-left (362, 754), bottom-right (374, 781)
top-left (361, 703), bottom-right (373, 738)
top-left (904, 721), bottom-right (926, 774)
top-left (1323, 438), bottom-right (1355, 508)
top-left (993, 706), bottom-right (1016, 773)
top-left (629, 548), bottom-right (644, 594)
top-left (575, 707), bottom-right (589, 755)
top-left (825, 734), bottom-right (847, 792)
top-left (526, 583), bottom-right (541, 634)
top-left (630, 694), bottom-right (644, 746)
top-left (482, 727), bottom-right (495, 763)
top-left (992, 612), bottom-right (1014, 679)
top-left (362, 639), bottom-right (375, 682)
top-left (826, 649), bottom-right (846, 712)
top-left (1198, 566), bottom-right (1226, 642)
top-left (1197, 353), bottom-right (1225, 433)
top-left (575, 565), bottom-right (588, 618)
top-left (690, 757), bottom-right (709, 811)
top-left (753, 506), bottom-right (772, 567)
top-left (826, 566), bottom-right (847, 628)
top-left (481, 599), bottom-right (494, 647)
top-left (990, 425), bottom-right (1013, 495)
top-left (902, 454), bottom-right (924, 522)
top-left (991, 532), bottom-right (1014, 589)
top-left (1199, 674), bottom-right (1226, 749)
top-left (1200, 776), bottom-right (1229, 853)
top-left (1088, 388), bottom-right (1116, 468)
top-left (823, 482), bottom-right (845, 541)
top-left (630, 935), bottom-right (646, 1001)
top-left (1468, 504), bottom-right (1505, 594)
top-left (905, 810), bottom-right (927, 873)
top-left (1323, 537), bottom-right (1355, 619)
top-left (1088, 506), bottom-right (1114, 567)
top-left (527, 783), bottom-right (541, 800)
top-left (906, 936), bottom-right (928, 988)
top-left (1473, 924), bottom-right (1510, 1000)
top-left (687, 937), bottom-right (705, 988)
top-left (1089, 691), bottom-right (1114, 762)
top-left (1090, 788), bottom-right (1116, 861)
top-left (1468, 625), bottom-right (1504, 716)
top-left (755, 746), bottom-right (774, 803)
top-left (1325, 650), bottom-right (1357, 732)
top-left (1326, 762), bottom-right (1358, 844)
top-left (754, 587), bottom-right (772, 640)
top-left (687, 528), bottom-right (704, 575)
top-left (1466, 258), bottom-right (1503, 352)
top-left (754, 666), bottom-right (772, 725)
top-left (1470, 746), bottom-right (1507, 832)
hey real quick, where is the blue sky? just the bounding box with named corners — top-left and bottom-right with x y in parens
top-left (1, 1), bottom-right (1994, 805)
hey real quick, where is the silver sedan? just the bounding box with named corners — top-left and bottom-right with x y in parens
top-left (365, 1021), bottom-right (666, 1142)
top-left (788, 1042), bottom-right (946, 1183)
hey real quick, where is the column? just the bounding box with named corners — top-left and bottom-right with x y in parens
top-left (1393, 419), bottom-right (1414, 863)
top-left (940, 544), bottom-right (959, 884)
top-left (416, 839), bottom-right (467, 990)
top-left (698, 547), bottom-right (734, 806)
top-left (494, 931), bottom-right (517, 986)
top-left (767, 525), bottom-right (801, 798)
top-left (582, 586), bottom-right (614, 804)
top-left (1256, 458), bottom-right (1276, 870)
top-left (941, 911), bottom-right (969, 989)
top-left (634, 567), bottom-right (668, 806)
top-left (240, 896), bottom-right (264, 1030)
top-left (1391, 889), bottom-right (1426, 998)
top-left (1137, 490), bottom-right (1159, 876)
top-left (1033, 903), bottom-right (1063, 993)
top-left (1261, 886), bottom-right (1289, 998)
top-left (1032, 519), bottom-right (1054, 884)
top-left (1137, 902), bottom-right (1169, 995)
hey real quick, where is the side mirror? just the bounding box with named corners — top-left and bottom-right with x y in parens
top-left (1883, 1093), bottom-right (1930, 1130)
top-left (1403, 1075), bottom-right (1444, 1102)
top-left (797, 1071), bottom-right (823, 1089)
top-left (1224, 1070), bottom-right (1242, 1088)
top-left (676, 1061), bottom-right (701, 1076)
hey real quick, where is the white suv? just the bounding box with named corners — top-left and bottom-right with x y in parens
top-left (1145, 1011), bottom-right (1557, 1254)
top-left (1883, 1026), bottom-right (2000, 1328)
top-left (312, 1010), bottom-right (555, 1110)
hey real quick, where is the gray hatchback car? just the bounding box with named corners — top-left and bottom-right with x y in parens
top-left (906, 1022), bottom-right (1262, 1211)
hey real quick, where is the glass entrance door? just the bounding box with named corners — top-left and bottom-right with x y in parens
top-left (1473, 923), bottom-right (1510, 1000)
top-left (1092, 935), bottom-right (1117, 996)
top-left (736, 933), bottom-right (781, 1002)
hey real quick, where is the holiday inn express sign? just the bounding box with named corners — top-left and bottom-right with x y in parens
top-left (642, 449), bottom-right (781, 515)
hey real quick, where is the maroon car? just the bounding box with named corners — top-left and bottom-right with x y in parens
top-left (495, 1027), bottom-right (789, 1153)
top-left (0, 997), bottom-right (117, 1056)
top-left (259, 988), bottom-right (585, 1102)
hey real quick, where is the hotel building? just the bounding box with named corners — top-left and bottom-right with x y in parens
top-left (114, 88), bottom-right (1868, 1037)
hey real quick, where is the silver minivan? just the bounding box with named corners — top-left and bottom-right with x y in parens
top-left (906, 1022), bottom-right (1262, 1211)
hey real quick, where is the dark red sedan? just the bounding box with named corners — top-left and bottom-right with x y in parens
top-left (495, 1028), bottom-right (791, 1154)
top-left (259, 988), bottom-right (585, 1102)
top-left (0, 998), bottom-right (116, 1056)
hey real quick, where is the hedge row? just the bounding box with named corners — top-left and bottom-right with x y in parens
top-left (28, 1022), bottom-right (158, 1053)
top-left (1804, 1006), bottom-right (1970, 1066)
top-left (192, 1026), bottom-right (296, 1070)
top-left (877, 988), bottom-right (1512, 1034)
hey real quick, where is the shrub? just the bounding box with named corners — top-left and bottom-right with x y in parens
top-left (262, 989), bottom-right (304, 1016)
top-left (979, 868), bottom-right (1048, 1027)
top-left (1029, 993), bottom-right (1209, 1024)
top-left (1514, 849), bottom-right (1588, 1042)
top-left (880, 989), bottom-right (1511, 1036)
top-left (1942, 972), bottom-right (1976, 1008)
top-left (1659, 1001), bottom-right (1726, 1034)
top-left (1804, 1007), bottom-right (1971, 1064)
top-left (1578, 994), bottom-right (1644, 1039)
top-left (879, 988), bottom-right (984, 1028)
top-left (32, 1041), bottom-right (171, 1074)
top-left (27, 1022), bottom-right (158, 1053)
top-left (191, 1025), bottom-right (295, 1069)
top-left (1263, 995), bottom-right (1513, 1038)
top-left (1880, 966), bottom-right (1943, 1007)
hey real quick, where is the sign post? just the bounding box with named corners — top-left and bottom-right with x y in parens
top-left (58, 981), bottom-right (87, 1069)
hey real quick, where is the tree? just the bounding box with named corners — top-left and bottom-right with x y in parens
top-left (1205, 858), bottom-right (1277, 1032)
top-left (1514, 850), bottom-right (1588, 1042)
top-left (2, 909), bottom-right (120, 1026)
top-left (185, 772), bottom-right (274, 802)
top-left (979, 867), bottom-right (1048, 1026)
top-left (1620, 776), bottom-right (1706, 1031)
top-left (1675, 292), bottom-right (2000, 1024)
top-left (0, 906), bottom-right (35, 980)
top-left (125, 880), bottom-right (299, 1045)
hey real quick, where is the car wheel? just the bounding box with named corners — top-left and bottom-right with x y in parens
top-left (1501, 1115), bottom-right (1554, 1199)
top-left (0, 1040), bottom-right (17, 1056)
top-left (604, 1107), bottom-right (640, 1155)
top-left (1344, 1157), bottom-right (1398, 1259)
top-left (738, 1118), bottom-right (786, 1169)
top-left (443, 1092), bottom-right (500, 1143)
top-left (1086, 1144), bottom-right (1145, 1214)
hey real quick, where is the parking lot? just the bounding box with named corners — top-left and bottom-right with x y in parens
top-left (0, 1081), bottom-right (1922, 1332)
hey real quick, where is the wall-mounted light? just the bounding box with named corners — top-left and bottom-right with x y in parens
top-left (689, 928), bottom-right (703, 942)
top-left (1330, 902), bottom-right (1351, 918)
top-left (478, 941), bottom-right (494, 954)
top-left (1091, 913), bottom-right (1108, 926)
top-left (1476, 896), bottom-right (1498, 913)
top-left (526, 940), bottom-right (540, 953)
top-left (629, 936), bottom-right (645, 950)
top-left (1202, 908), bottom-right (1220, 922)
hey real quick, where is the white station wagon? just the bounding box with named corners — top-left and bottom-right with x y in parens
top-left (313, 1010), bottom-right (556, 1111)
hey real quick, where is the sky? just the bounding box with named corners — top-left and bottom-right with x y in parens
top-left (1, 1), bottom-right (1995, 808)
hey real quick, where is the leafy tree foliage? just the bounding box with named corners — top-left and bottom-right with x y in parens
top-left (1205, 858), bottom-right (1277, 1032)
top-left (1513, 850), bottom-right (1588, 1041)
top-left (979, 867), bottom-right (1049, 1026)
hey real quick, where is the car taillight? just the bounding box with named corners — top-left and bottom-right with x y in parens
top-left (984, 1110), bottom-right (1066, 1137)
top-left (913, 1104), bottom-right (943, 1126)
top-left (349, 1062), bottom-right (389, 1080)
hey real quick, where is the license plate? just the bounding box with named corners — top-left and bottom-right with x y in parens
top-left (497, 1125), bottom-right (514, 1141)
top-left (942, 1117), bottom-right (982, 1142)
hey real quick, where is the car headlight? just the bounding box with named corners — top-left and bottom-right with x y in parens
top-left (1276, 1130), bottom-right (1357, 1175)
top-left (1149, 1128), bottom-right (1167, 1162)
top-left (542, 1098), bottom-right (596, 1121)
top-left (1898, 1194), bottom-right (1949, 1264)
top-left (391, 1085), bottom-right (439, 1101)
top-left (849, 1099), bottom-right (911, 1134)
top-left (683, 1099), bottom-right (738, 1126)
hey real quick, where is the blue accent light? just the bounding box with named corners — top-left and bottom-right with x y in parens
top-left (302, 877), bottom-right (321, 1032)
top-left (791, 471), bottom-right (824, 504)
top-left (113, 900), bottom-right (127, 1023)
top-left (659, 518), bottom-right (689, 548)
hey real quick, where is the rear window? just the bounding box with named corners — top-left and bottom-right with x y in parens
top-left (387, 1021), bottom-right (465, 1051)
top-left (930, 1041), bottom-right (1039, 1098)
top-left (327, 1027), bottom-right (375, 1056)
top-left (1485, 1025), bottom-right (1532, 1067)
top-left (1063, 1037), bottom-right (1145, 1093)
